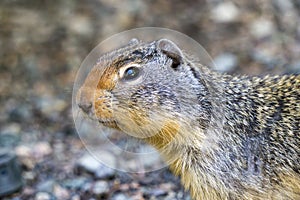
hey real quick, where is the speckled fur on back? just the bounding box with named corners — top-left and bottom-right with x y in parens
top-left (77, 39), bottom-right (300, 200)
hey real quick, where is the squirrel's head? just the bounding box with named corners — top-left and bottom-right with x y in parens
top-left (77, 39), bottom-right (210, 140)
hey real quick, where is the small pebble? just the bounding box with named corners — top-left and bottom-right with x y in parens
top-left (53, 184), bottom-right (70, 200)
top-left (34, 192), bottom-right (52, 200)
top-left (77, 154), bottom-right (102, 173)
top-left (33, 142), bottom-right (52, 159)
top-left (1, 123), bottom-right (21, 135)
top-left (71, 194), bottom-right (81, 200)
top-left (62, 177), bottom-right (88, 190)
top-left (36, 179), bottom-right (55, 193)
top-left (92, 181), bottom-right (109, 195)
top-left (95, 165), bottom-right (116, 179)
top-left (9, 105), bottom-right (32, 122)
top-left (287, 61), bottom-right (300, 74)
top-left (77, 153), bottom-right (116, 178)
top-left (213, 53), bottom-right (238, 72)
top-left (112, 193), bottom-right (130, 200)
top-left (81, 182), bottom-right (92, 193)
top-left (147, 188), bottom-right (168, 197)
top-left (273, 0), bottom-right (294, 12)
top-left (250, 18), bottom-right (275, 39)
top-left (211, 2), bottom-right (239, 23)
top-left (36, 96), bottom-right (67, 119)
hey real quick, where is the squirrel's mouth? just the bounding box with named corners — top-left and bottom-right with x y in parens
top-left (98, 118), bottom-right (120, 130)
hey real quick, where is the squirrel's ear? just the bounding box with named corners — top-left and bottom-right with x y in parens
top-left (157, 39), bottom-right (183, 70)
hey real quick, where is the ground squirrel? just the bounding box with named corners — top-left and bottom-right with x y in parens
top-left (76, 38), bottom-right (300, 200)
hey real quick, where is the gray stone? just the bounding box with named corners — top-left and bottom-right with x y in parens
top-left (273, 0), bottom-right (294, 12)
top-left (53, 184), bottom-right (70, 200)
top-left (147, 188), bottom-right (168, 197)
top-left (34, 192), bottom-right (53, 200)
top-left (287, 61), bottom-right (300, 74)
top-left (62, 177), bottom-right (88, 190)
top-left (1, 123), bottom-right (21, 135)
top-left (9, 105), bottom-right (32, 122)
top-left (112, 193), bottom-right (131, 200)
top-left (213, 53), bottom-right (238, 72)
top-left (36, 96), bottom-right (67, 120)
top-left (37, 179), bottom-right (55, 193)
top-left (81, 182), bottom-right (93, 193)
top-left (77, 153), bottom-right (116, 178)
top-left (250, 18), bottom-right (275, 39)
top-left (92, 181), bottom-right (109, 195)
top-left (70, 194), bottom-right (80, 200)
top-left (211, 2), bottom-right (239, 23)
top-left (95, 165), bottom-right (115, 179)
top-left (251, 47), bottom-right (279, 67)
top-left (77, 153), bottom-right (102, 173)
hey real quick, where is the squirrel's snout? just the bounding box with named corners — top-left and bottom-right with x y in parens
top-left (76, 87), bottom-right (93, 114)
top-left (78, 102), bottom-right (92, 113)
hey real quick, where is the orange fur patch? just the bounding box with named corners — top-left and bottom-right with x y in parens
top-left (96, 67), bottom-right (117, 90)
top-left (145, 121), bottom-right (179, 149)
top-left (94, 89), bottom-right (113, 120)
top-left (128, 107), bottom-right (150, 127)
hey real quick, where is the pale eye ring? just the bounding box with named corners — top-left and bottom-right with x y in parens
top-left (120, 64), bottom-right (142, 81)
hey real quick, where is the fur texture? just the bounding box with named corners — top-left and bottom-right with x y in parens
top-left (77, 39), bottom-right (300, 200)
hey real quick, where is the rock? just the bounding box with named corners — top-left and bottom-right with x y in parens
top-left (36, 179), bottom-right (55, 193)
top-left (77, 153), bottom-right (103, 173)
top-left (23, 171), bottom-right (36, 183)
top-left (0, 134), bottom-right (20, 147)
top-left (213, 53), bottom-right (238, 72)
top-left (95, 165), bottom-right (116, 179)
top-left (165, 191), bottom-right (176, 200)
top-left (211, 2), bottom-right (239, 23)
top-left (15, 142), bottom-right (53, 167)
top-left (53, 184), bottom-right (70, 200)
top-left (0, 123), bottom-right (21, 147)
top-left (146, 188), bottom-right (168, 197)
top-left (81, 182), bottom-right (93, 193)
top-left (250, 18), bottom-right (275, 39)
top-left (15, 145), bottom-right (35, 169)
top-left (67, 15), bottom-right (92, 36)
top-left (273, 0), bottom-right (294, 12)
top-left (287, 61), bottom-right (300, 74)
top-left (62, 177), bottom-right (88, 190)
top-left (70, 194), bottom-right (80, 200)
top-left (76, 153), bottom-right (116, 178)
top-left (251, 45), bottom-right (280, 67)
top-left (9, 105), bottom-right (32, 123)
top-left (1, 123), bottom-right (21, 135)
top-left (92, 181), bottom-right (109, 195)
top-left (112, 193), bottom-right (130, 200)
top-left (36, 96), bottom-right (67, 119)
top-left (22, 186), bottom-right (35, 196)
top-left (34, 192), bottom-right (52, 200)
top-left (33, 142), bottom-right (52, 159)
top-left (15, 145), bottom-right (32, 158)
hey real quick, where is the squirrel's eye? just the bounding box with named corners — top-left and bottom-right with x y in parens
top-left (123, 66), bottom-right (140, 80)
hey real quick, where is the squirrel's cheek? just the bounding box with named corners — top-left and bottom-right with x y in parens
top-left (128, 108), bottom-right (150, 127)
top-left (93, 89), bottom-right (114, 120)
top-left (96, 68), bottom-right (117, 90)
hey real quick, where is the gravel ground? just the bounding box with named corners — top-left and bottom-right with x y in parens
top-left (0, 0), bottom-right (300, 199)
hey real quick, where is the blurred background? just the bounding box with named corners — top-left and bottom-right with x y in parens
top-left (0, 0), bottom-right (299, 199)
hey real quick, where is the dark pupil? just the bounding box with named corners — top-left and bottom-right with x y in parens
top-left (124, 67), bottom-right (139, 80)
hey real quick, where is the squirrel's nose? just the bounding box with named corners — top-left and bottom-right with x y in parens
top-left (78, 102), bottom-right (92, 113)
top-left (76, 87), bottom-right (93, 114)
